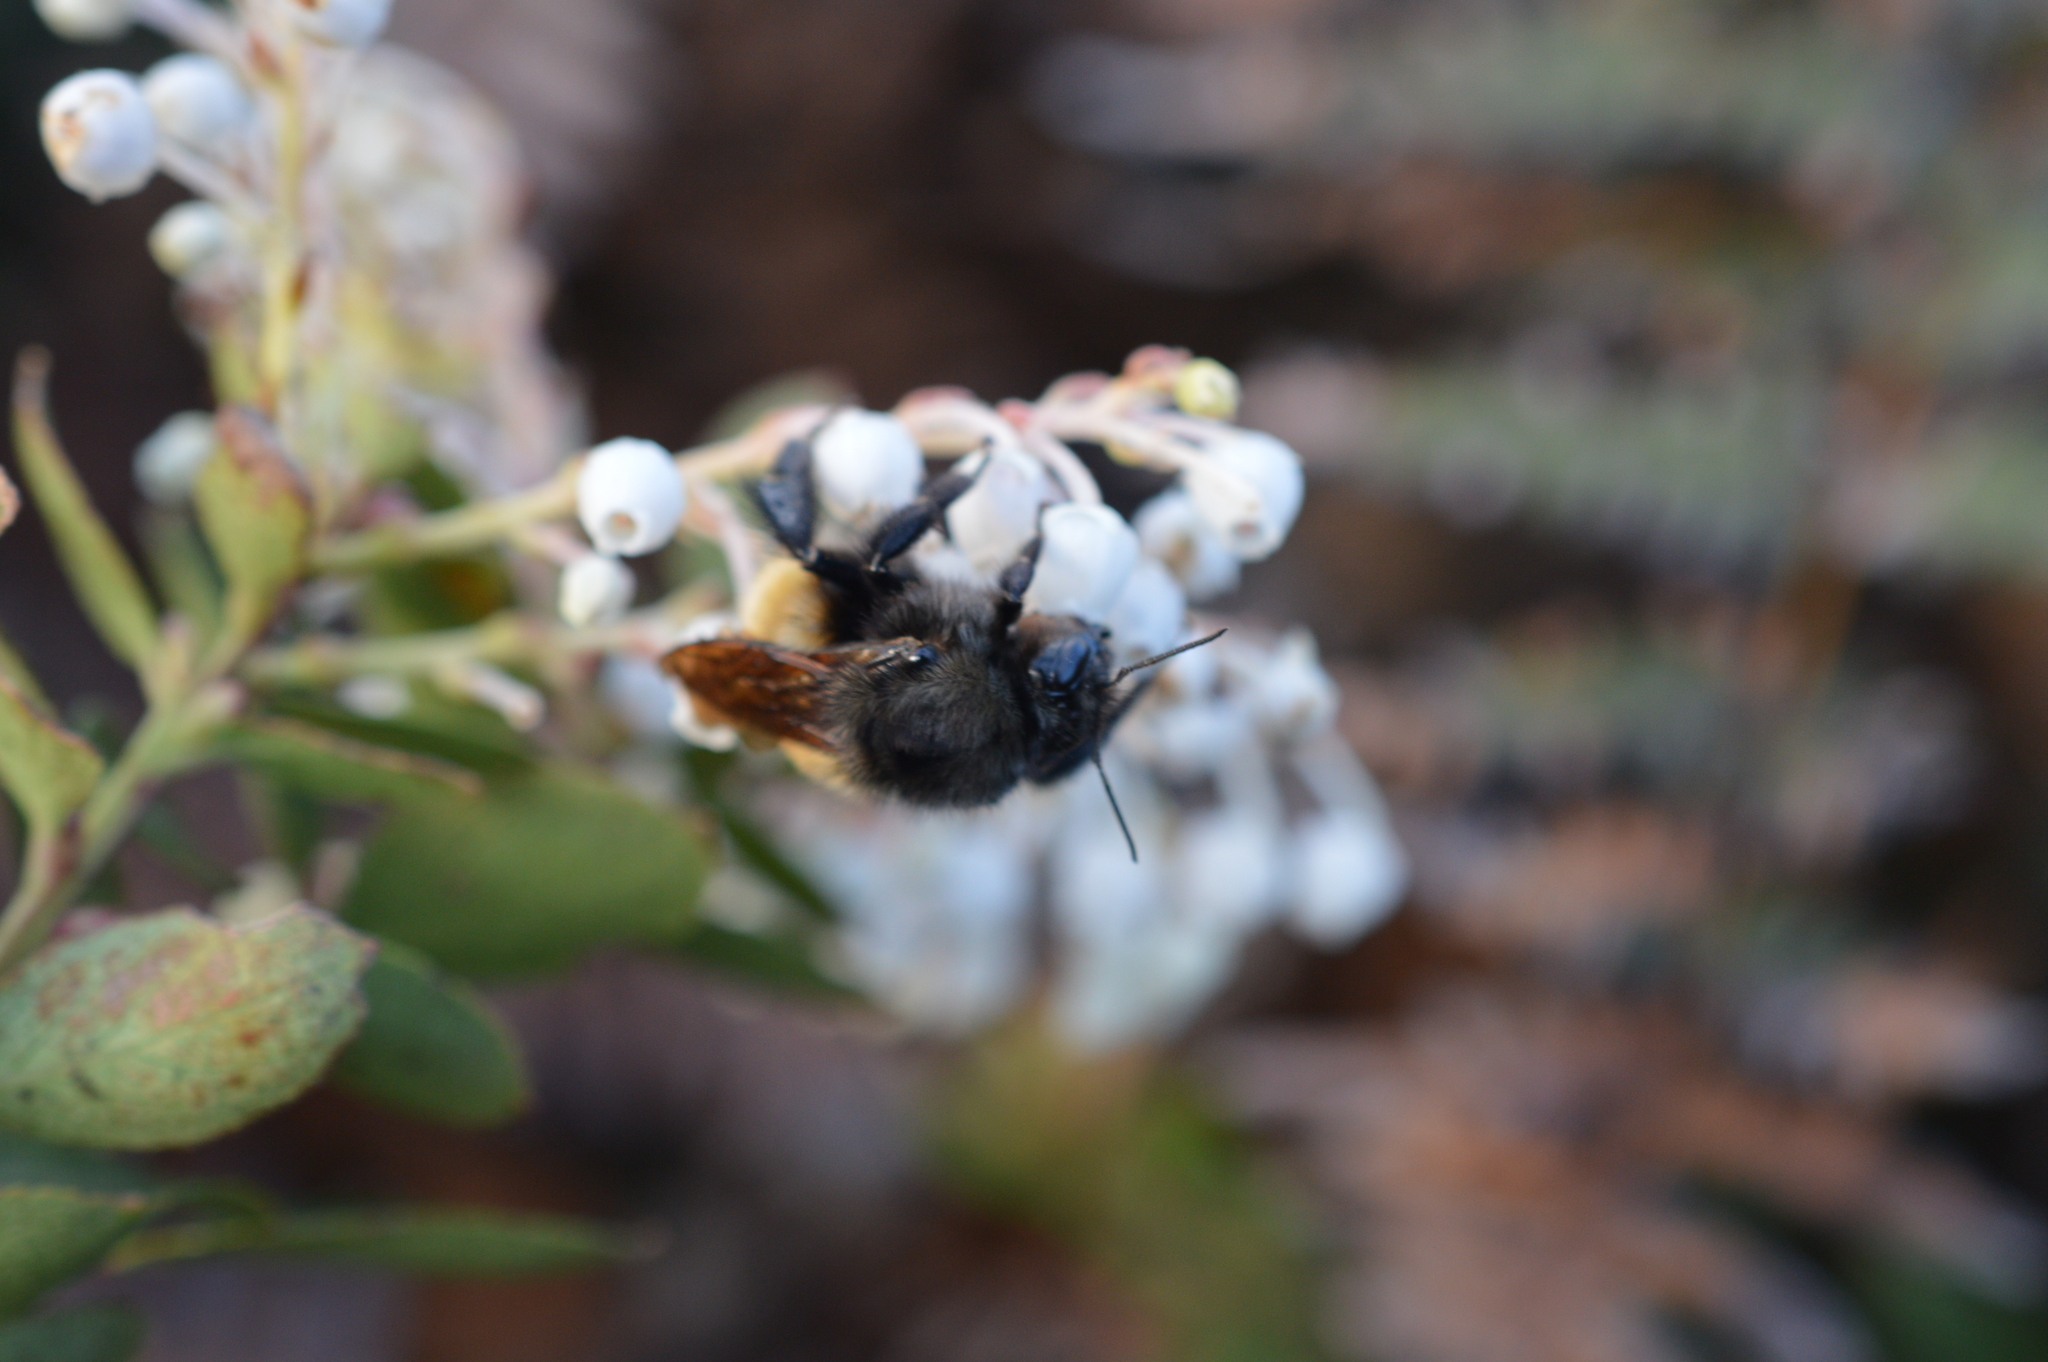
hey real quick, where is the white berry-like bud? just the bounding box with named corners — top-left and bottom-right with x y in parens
top-left (1023, 502), bottom-right (1140, 624)
top-left (1184, 428), bottom-right (1304, 561)
top-left (41, 70), bottom-right (156, 203)
top-left (34, 0), bottom-right (133, 41)
top-left (148, 200), bottom-right (233, 277)
top-left (1106, 557), bottom-right (1186, 665)
top-left (557, 553), bottom-right (635, 626)
top-left (1288, 807), bottom-right (1408, 947)
top-left (946, 445), bottom-right (1055, 573)
top-left (1173, 357), bottom-right (1241, 420)
top-left (336, 674), bottom-right (411, 720)
top-left (289, 0), bottom-right (392, 47)
top-left (813, 409), bottom-right (925, 526)
top-left (1134, 487), bottom-right (1241, 601)
top-left (576, 438), bottom-right (686, 557)
top-left (597, 656), bottom-right (678, 741)
top-left (134, 410), bottom-right (217, 505)
top-left (142, 55), bottom-right (252, 150)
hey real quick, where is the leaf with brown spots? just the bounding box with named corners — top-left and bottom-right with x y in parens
top-left (0, 907), bottom-right (374, 1150)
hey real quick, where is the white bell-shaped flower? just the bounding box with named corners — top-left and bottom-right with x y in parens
top-left (1134, 487), bottom-right (1242, 601)
top-left (289, 0), bottom-right (393, 47)
top-left (557, 553), bottom-right (635, 627)
top-left (1287, 807), bottom-right (1408, 947)
top-left (1022, 503), bottom-right (1139, 623)
top-left (148, 200), bottom-right (234, 278)
top-left (597, 656), bottom-right (679, 741)
top-left (1241, 627), bottom-right (1339, 743)
top-left (336, 674), bottom-right (411, 721)
top-left (945, 445), bottom-right (1055, 573)
top-left (34, 0), bottom-right (132, 41)
top-left (41, 70), bottom-right (156, 203)
top-left (1172, 808), bottom-right (1282, 936)
top-left (1183, 428), bottom-right (1304, 562)
top-left (576, 437), bottom-right (686, 556)
top-left (1105, 556), bottom-right (1186, 666)
top-left (141, 54), bottom-right (252, 151)
top-left (812, 409), bottom-right (925, 526)
top-left (134, 411), bottom-right (217, 505)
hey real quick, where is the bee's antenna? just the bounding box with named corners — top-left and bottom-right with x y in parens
top-left (1093, 748), bottom-right (1139, 863)
top-left (1110, 628), bottom-right (1227, 687)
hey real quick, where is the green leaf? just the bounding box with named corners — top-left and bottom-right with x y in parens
top-left (328, 940), bottom-right (530, 1128)
top-left (108, 1207), bottom-right (629, 1277)
top-left (1849, 1250), bottom-right (2048, 1362)
top-left (214, 716), bottom-right (485, 802)
top-left (0, 673), bottom-right (103, 834)
top-left (0, 1132), bottom-right (157, 1196)
top-left (0, 464), bottom-right (17, 538)
top-left (0, 1186), bottom-right (152, 1317)
top-left (140, 509), bottom-right (222, 644)
top-left (342, 766), bottom-right (708, 977)
top-left (8, 350), bottom-right (158, 674)
top-left (193, 407), bottom-right (310, 657)
top-left (0, 1304), bottom-right (144, 1362)
top-left (0, 907), bottom-right (375, 1149)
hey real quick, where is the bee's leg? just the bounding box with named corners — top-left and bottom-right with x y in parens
top-left (993, 535), bottom-right (1042, 633)
top-left (862, 462), bottom-right (983, 571)
top-left (754, 435), bottom-right (819, 559)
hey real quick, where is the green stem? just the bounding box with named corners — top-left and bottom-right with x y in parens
top-left (0, 686), bottom-right (238, 977)
top-left (238, 607), bottom-right (666, 689)
top-left (309, 464), bottom-right (579, 574)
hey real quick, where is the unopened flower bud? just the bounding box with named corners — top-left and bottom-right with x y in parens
top-left (1173, 358), bottom-right (1241, 420)
top-left (576, 437), bottom-right (685, 556)
top-left (1023, 503), bottom-right (1140, 623)
top-left (1288, 808), bottom-right (1407, 947)
top-left (336, 674), bottom-right (411, 720)
top-left (41, 70), bottom-right (156, 203)
top-left (289, 0), bottom-right (392, 47)
top-left (558, 553), bottom-right (635, 626)
top-left (1184, 428), bottom-right (1303, 561)
top-left (1134, 487), bottom-right (1241, 600)
top-left (34, 0), bottom-right (132, 41)
top-left (1106, 557), bottom-right (1186, 665)
top-left (813, 409), bottom-right (924, 526)
top-left (142, 54), bottom-right (252, 150)
top-left (148, 200), bottom-right (233, 277)
top-left (946, 445), bottom-right (1054, 572)
top-left (134, 410), bottom-right (217, 504)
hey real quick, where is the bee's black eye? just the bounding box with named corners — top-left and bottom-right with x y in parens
top-left (1031, 632), bottom-right (1101, 692)
top-left (907, 644), bottom-right (941, 669)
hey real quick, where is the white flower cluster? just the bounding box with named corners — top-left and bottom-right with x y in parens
top-left (601, 348), bottom-right (1405, 1048)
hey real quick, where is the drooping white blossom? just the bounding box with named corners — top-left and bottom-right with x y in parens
top-left (577, 438), bottom-right (686, 556)
top-left (1134, 486), bottom-right (1243, 600)
top-left (289, 0), bottom-right (393, 48)
top-left (33, 0), bottom-right (132, 42)
top-left (558, 553), bottom-right (635, 626)
top-left (141, 54), bottom-right (252, 152)
top-left (812, 409), bottom-right (926, 527)
top-left (1105, 557), bottom-right (1187, 666)
top-left (147, 200), bottom-right (234, 278)
top-left (945, 444), bottom-right (1056, 574)
top-left (1022, 502), bottom-right (1140, 623)
top-left (1182, 428), bottom-right (1304, 561)
top-left (1287, 806), bottom-right (1409, 947)
top-left (41, 70), bottom-right (156, 203)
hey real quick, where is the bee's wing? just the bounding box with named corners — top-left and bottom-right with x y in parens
top-left (659, 636), bottom-right (914, 750)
